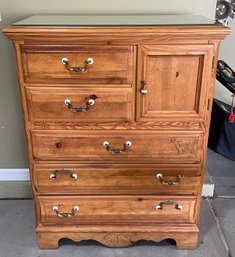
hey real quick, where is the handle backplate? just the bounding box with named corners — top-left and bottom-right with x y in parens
top-left (156, 173), bottom-right (182, 185)
top-left (156, 201), bottom-right (183, 211)
top-left (103, 141), bottom-right (132, 154)
top-left (141, 80), bottom-right (148, 94)
top-left (50, 169), bottom-right (78, 180)
top-left (62, 57), bottom-right (93, 72)
top-left (52, 205), bottom-right (79, 218)
top-left (64, 95), bottom-right (97, 113)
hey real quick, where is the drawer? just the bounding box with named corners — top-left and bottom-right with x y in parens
top-left (38, 195), bottom-right (196, 225)
top-left (26, 87), bottom-right (133, 122)
top-left (21, 45), bottom-right (133, 84)
top-left (34, 163), bottom-right (201, 195)
top-left (32, 130), bottom-right (203, 163)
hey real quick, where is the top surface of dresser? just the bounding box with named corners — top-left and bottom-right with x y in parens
top-left (4, 15), bottom-right (229, 41)
top-left (12, 14), bottom-right (217, 26)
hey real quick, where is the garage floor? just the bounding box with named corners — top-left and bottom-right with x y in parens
top-left (0, 149), bottom-right (234, 257)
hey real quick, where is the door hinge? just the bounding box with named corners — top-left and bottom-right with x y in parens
top-left (207, 98), bottom-right (211, 110)
top-left (212, 56), bottom-right (215, 72)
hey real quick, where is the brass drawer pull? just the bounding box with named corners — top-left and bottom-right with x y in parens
top-left (52, 205), bottom-right (79, 218)
top-left (156, 201), bottom-right (183, 211)
top-left (64, 95), bottom-right (97, 113)
top-left (61, 57), bottom-right (94, 72)
top-left (50, 169), bottom-right (78, 180)
top-left (141, 80), bottom-right (148, 94)
top-left (156, 173), bottom-right (182, 185)
top-left (103, 141), bottom-right (132, 154)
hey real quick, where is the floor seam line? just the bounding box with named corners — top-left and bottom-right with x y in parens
top-left (207, 199), bottom-right (231, 256)
top-left (216, 196), bottom-right (235, 199)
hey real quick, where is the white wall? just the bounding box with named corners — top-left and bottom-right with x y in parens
top-left (215, 21), bottom-right (235, 105)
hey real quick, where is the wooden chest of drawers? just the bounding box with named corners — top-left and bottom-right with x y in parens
top-left (3, 15), bottom-right (229, 250)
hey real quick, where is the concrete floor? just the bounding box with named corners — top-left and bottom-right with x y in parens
top-left (0, 149), bottom-right (234, 257)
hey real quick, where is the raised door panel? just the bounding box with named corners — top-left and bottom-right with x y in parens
top-left (136, 44), bottom-right (214, 121)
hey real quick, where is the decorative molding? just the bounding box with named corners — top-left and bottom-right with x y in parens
top-left (171, 138), bottom-right (197, 155)
top-left (33, 121), bottom-right (202, 130)
top-left (103, 233), bottom-right (132, 247)
top-left (36, 229), bottom-right (199, 249)
top-left (0, 169), bottom-right (30, 181)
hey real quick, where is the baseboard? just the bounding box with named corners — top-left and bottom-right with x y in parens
top-left (0, 168), bottom-right (30, 181)
top-left (202, 168), bottom-right (215, 198)
top-left (0, 169), bottom-right (32, 198)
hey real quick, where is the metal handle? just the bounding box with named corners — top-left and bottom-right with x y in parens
top-left (141, 80), bottom-right (148, 94)
top-left (52, 205), bottom-right (79, 218)
top-left (61, 57), bottom-right (94, 72)
top-left (64, 95), bottom-right (97, 113)
top-left (156, 173), bottom-right (182, 185)
top-left (50, 169), bottom-right (78, 180)
top-left (103, 141), bottom-right (132, 154)
top-left (156, 201), bottom-right (183, 211)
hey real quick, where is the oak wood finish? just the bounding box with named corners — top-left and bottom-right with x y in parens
top-left (33, 163), bottom-right (201, 195)
top-left (26, 87), bottom-right (133, 122)
top-left (31, 130), bottom-right (203, 163)
top-left (38, 195), bottom-right (196, 225)
top-left (136, 44), bottom-right (214, 121)
top-left (33, 120), bottom-right (204, 130)
top-left (21, 45), bottom-right (134, 84)
top-left (3, 21), bottom-right (229, 250)
top-left (36, 224), bottom-right (199, 249)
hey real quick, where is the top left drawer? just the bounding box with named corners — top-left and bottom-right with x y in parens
top-left (21, 45), bottom-right (134, 84)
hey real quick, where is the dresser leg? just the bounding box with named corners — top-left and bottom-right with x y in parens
top-left (37, 232), bottom-right (59, 249)
top-left (175, 232), bottom-right (198, 250)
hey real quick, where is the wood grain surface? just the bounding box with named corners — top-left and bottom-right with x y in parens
top-left (3, 22), bottom-right (229, 249)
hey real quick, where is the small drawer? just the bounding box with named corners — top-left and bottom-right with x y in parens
top-left (38, 195), bottom-right (196, 225)
top-left (26, 87), bottom-right (133, 122)
top-left (33, 163), bottom-right (201, 195)
top-left (31, 130), bottom-right (203, 163)
top-left (21, 45), bottom-right (133, 84)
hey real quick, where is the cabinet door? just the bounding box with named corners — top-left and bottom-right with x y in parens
top-left (136, 45), bottom-right (214, 121)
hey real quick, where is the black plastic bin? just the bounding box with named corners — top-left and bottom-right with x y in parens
top-left (208, 60), bottom-right (235, 160)
top-left (208, 98), bottom-right (235, 160)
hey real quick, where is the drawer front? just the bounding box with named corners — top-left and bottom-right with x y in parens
top-left (38, 195), bottom-right (196, 225)
top-left (26, 87), bottom-right (133, 122)
top-left (21, 45), bottom-right (133, 84)
top-left (32, 131), bottom-right (203, 163)
top-left (34, 164), bottom-right (201, 195)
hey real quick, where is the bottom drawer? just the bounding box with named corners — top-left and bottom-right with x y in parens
top-left (38, 196), bottom-right (196, 225)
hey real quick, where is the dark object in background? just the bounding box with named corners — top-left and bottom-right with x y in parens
top-left (216, 60), bottom-right (235, 123)
top-left (208, 60), bottom-right (235, 160)
top-left (216, 60), bottom-right (235, 93)
top-left (208, 99), bottom-right (235, 160)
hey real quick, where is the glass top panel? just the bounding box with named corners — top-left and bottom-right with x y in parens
top-left (13, 15), bottom-right (216, 27)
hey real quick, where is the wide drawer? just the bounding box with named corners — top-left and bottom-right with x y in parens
top-left (21, 45), bottom-right (133, 84)
top-left (38, 195), bottom-right (196, 225)
top-left (33, 163), bottom-right (201, 195)
top-left (31, 130), bottom-right (203, 163)
top-left (26, 87), bottom-right (133, 122)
